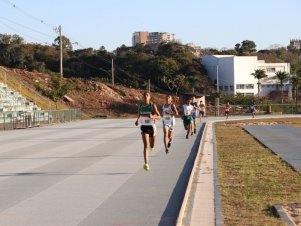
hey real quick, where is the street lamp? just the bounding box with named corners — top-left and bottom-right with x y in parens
top-left (216, 63), bottom-right (220, 116)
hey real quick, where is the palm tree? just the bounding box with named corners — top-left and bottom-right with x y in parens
top-left (251, 69), bottom-right (267, 97)
top-left (291, 75), bottom-right (301, 104)
top-left (275, 71), bottom-right (289, 104)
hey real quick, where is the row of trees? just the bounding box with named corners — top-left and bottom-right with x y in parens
top-left (251, 69), bottom-right (301, 104)
top-left (1, 34), bottom-right (301, 101)
top-left (0, 34), bottom-right (212, 96)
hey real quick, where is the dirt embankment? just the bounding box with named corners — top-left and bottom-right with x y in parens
top-left (1, 67), bottom-right (171, 118)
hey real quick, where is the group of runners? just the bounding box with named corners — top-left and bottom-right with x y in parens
top-left (224, 100), bottom-right (257, 119)
top-left (135, 92), bottom-right (205, 171)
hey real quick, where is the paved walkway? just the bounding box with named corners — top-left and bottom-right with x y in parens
top-left (187, 114), bottom-right (301, 226)
top-left (243, 124), bottom-right (301, 172)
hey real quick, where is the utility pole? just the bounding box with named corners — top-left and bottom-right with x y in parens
top-left (111, 58), bottom-right (114, 86)
top-left (0, 67), bottom-right (7, 85)
top-left (4, 70), bottom-right (7, 85)
top-left (59, 25), bottom-right (63, 77)
top-left (216, 64), bottom-right (220, 116)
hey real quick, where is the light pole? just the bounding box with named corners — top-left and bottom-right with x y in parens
top-left (54, 25), bottom-right (63, 77)
top-left (59, 25), bottom-right (63, 77)
top-left (111, 58), bottom-right (114, 86)
top-left (216, 64), bottom-right (220, 116)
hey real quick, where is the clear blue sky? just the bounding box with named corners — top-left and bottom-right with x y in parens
top-left (0, 0), bottom-right (300, 51)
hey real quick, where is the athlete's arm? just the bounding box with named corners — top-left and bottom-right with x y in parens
top-left (171, 104), bottom-right (179, 116)
top-left (152, 104), bottom-right (161, 119)
top-left (135, 114), bottom-right (141, 126)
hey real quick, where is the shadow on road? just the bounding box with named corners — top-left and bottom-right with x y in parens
top-left (158, 123), bottom-right (205, 226)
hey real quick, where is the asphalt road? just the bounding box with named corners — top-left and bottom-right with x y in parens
top-left (0, 118), bottom-right (203, 226)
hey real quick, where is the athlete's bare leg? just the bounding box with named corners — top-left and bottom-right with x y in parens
top-left (150, 136), bottom-right (155, 150)
top-left (142, 133), bottom-right (149, 164)
top-left (168, 130), bottom-right (172, 143)
top-left (193, 119), bottom-right (197, 134)
top-left (163, 127), bottom-right (169, 150)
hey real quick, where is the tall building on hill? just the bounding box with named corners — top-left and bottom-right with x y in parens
top-left (132, 31), bottom-right (175, 51)
top-left (132, 32), bottom-right (149, 46)
top-left (289, 39), bottom-right (301, 49)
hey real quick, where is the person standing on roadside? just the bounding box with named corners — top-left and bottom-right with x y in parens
top-left (249, 100), bottom-right (256, 118)
top-left (162, 95), bottom-right (178, 154)
top-left (135, 92), bottom-right (161, 171)
top-left (224, 102), bottom-right (231, 119)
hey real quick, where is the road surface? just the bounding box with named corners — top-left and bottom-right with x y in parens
top-left (0, 118), bottom-right (203, 226)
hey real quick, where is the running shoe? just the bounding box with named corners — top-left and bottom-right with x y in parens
top-left (143, 163), bottom-right (149, 171)
top-left (194, 128), bottom-right (196, 134)
top-left (165, 148), bottom-right (169, 154)
top-left (150, 147), bottom-right (155, 151)
top-left (186, 134), bottom-right (189, 139)
top-left (191, 132), bottom-right (193, 136)
top-left (167, 141), bottom-right (172, 148)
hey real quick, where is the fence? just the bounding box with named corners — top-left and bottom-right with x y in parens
top-left (81, 103), bottom-right (301, 119)
top-left (0, 109), bottom-right (81, 131)
top-left (205, 104), bottom-right (301, 117)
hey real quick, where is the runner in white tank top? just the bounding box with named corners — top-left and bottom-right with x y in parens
top-left (162, 95), bottom-right (178, 154)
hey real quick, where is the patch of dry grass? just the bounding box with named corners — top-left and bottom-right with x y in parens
top-left (216, 117), bottom-right (301, 225)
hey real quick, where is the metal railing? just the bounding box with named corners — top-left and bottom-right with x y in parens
top-left (0, 108), bottom-right (81, 131)
top-left (205, 104), bottom-right (301, 116)
top-left (81, 103), bottom-right (301, 119)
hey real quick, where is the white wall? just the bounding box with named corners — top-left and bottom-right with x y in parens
top-left (234, 56), bottom-right (257, 95)
top-left (201, 55), bottom-right (291, 97)
top-left (218, 56), bottom-right (234, 94)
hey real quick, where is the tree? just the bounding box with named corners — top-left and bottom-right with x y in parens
top-left (35, 74), bottom-right (73, 109)
top-left (291, 75), bottom-right (301, 104)
top-left (162, 74), bottom-right (185, 96)
top-left (53, 35), bottom-right (73, 51)
top-left (235, 40), bottom-right (257, 55)
top-left (275, 71), bottom-right (289, 104)
top-left (148, 56), bottom-right (179, 84)
top-left (251, 69), bottom-right (267, 97)
top-left (0, 45), bottom-right (26, 67)
top-left (0, 34), bottom-right (24, 45)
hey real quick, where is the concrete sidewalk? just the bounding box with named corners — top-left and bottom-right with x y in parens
top-left (177, 121), bottom-right (220, 226)
top-left (184, 115), bottom-right (301, 226)
top-left (189, 122), bottom-right (216, 226)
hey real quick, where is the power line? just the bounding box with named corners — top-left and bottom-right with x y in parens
top-left (1, 0), bottom-right (56, 29)
top-left (0, 20), bottom-right (51, 45)
top-left (0, 0), bottom-right (166, 92)
top-left (0, 16), bottom-right (55, 39)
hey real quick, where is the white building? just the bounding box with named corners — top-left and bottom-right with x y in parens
top-left (201, 55), bottom-right (291, 97)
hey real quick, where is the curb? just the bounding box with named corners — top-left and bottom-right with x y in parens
top-left (176, 122), bottom-right (208, 226)
top-left (212, 123), bottom-right (224, 226)
top-left (273, 204), bottom-right (295, 226)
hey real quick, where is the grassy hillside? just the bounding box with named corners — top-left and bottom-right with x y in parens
top-left (0, 67), bottom-right (173, 118)
top-left (0, 67), bottom-right (69, 110)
